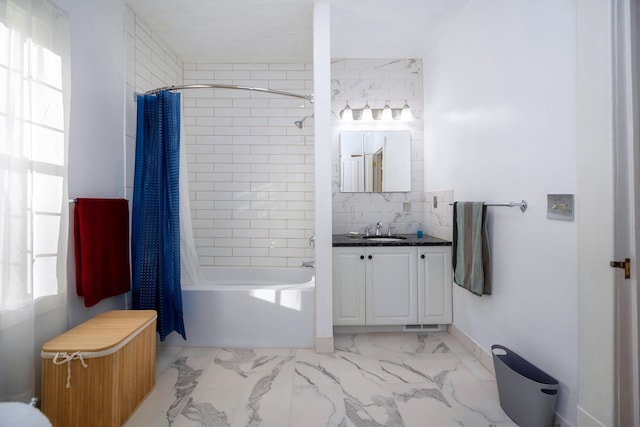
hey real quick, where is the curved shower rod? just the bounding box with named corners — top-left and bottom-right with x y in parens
top-left (143, 84), bottom-right (315, 103)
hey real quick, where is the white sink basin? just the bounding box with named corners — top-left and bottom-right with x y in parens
top-left (363, 236), bottom-right (407, 242)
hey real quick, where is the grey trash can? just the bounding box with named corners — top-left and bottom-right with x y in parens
top-left (492, 344), bottom-right (559, 427)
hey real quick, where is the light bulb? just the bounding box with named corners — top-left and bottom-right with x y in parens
top-left (381, 102), bottom-right (393, 121)
top-left (340, 101), bottom-right (353, 121)
top-left (361, 101), bottom-right (373, 121)
top-left (401, 100), bottom-right (413, 121)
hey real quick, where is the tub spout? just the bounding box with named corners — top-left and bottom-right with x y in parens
top-left (302, 260), bottom-right (315, 268)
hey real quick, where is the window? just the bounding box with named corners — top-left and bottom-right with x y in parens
top-left (0, 11), bottom-right (67, 312)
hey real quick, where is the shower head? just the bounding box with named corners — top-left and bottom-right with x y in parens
top-left (294, 114), bottom-right (313, 129)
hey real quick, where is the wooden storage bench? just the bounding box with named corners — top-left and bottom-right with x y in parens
top-left (41, 310), bottom-right (157, 427)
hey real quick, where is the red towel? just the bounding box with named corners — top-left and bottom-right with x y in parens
top-left (74, 198), bottom-right (131, 307)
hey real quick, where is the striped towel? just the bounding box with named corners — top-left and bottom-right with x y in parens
top-left (452, 202), bottom-right (492, 296)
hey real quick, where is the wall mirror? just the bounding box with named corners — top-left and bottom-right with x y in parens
top-left (340, 130), bottom-right (411, 192)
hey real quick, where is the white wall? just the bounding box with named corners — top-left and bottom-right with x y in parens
top-left (423, 0), bottom-right (578, 424)
top-left (56, 1), bottom-right (183, 326)
top-left (56, 0), bottom-right (129, 326)
top-left (313, 2), bottom-right (333, 351)
top-left (576, 0), bottom-right (615, 424)
top-left (61, 0), bottom-right (126, 198)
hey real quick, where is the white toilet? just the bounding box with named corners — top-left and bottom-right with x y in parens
top-left (0, 401), bottom-right (52, 427)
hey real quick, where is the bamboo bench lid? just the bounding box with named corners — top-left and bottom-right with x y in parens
top-left (42, 310), bottom-right (157, 354)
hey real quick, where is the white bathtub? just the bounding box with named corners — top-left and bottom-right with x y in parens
top-left (159, 267), bottom-right (315, 348)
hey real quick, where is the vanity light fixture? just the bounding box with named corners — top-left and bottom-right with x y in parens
top-left (339, 100), bottom-right (413, 122)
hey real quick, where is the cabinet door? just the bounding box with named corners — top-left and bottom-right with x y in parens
top-left (365, 247), bottom-right (417, 325)
top-left (417, 247), bottom-right (452, 324)
top-left (332, 248), bottom-right (366, 325)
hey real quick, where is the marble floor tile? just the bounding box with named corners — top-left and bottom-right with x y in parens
top-left (295, 349), bottom-right (386, 387)
top-left (333, 333), bottom-right (376, 355)
top-left (379, 356), bottom-right (464, 385)
top-left (126, 332), bottom-right (517, 427)
top-left (289, 384), bottom-right (346, 427)
top-left (389, 382), bottom-right (463, 427)
top-left (441, 371), bottom-right (516, 427)
top-left (172, 386), bottom-right (242, 427)
top-left (368, 332), bottom-right (454, 359)
top-left (229, 355), bottom-right (296, 427)
top-left (156, 346), bottom-right (184, 375)
top-left (125, 355), bottom-right (215, 427)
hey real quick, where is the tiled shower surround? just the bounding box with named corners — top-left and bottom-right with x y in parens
top-left (128, 8), bottom-right (316, 268)
top-left (331, 59), bottom-right (426, 236)
top-left (181, 63), bottom-right (315, 267)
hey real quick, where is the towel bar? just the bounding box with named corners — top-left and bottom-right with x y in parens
top-left (450, 200), bottom-right (528, 213)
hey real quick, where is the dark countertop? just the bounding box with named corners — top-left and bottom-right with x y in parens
top-left (333, 233), bottom-right (452, 247)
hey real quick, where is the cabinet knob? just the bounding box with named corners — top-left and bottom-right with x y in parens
top-left (360, 255), bottom-right (365, 260)
top-left (368, 255), bottom-right (373, 260)
top-left (421, 254), bottom-right (425, 259)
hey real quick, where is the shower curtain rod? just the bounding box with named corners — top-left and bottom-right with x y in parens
top-left (141, 84), bottom-right (315, 103)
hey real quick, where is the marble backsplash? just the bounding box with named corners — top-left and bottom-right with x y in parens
top-left (332, 189), bottom-right (453, 241)
top-left (424, 189), bottom-right (454, 241)
top-left (332, 192), bottom-right (426, 236)
top-left (331, 58), bottom-right (425, 236)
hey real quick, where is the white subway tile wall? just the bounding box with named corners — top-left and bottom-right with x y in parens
top-left (127, 8), bottom-right (315, 268)
top-left (331, 59), bottom-right (427, 236)
top-left (182, 63), bottom-right (315, 267)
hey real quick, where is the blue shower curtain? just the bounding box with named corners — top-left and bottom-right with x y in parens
top-left (132, 91), bottom-right (185, 341)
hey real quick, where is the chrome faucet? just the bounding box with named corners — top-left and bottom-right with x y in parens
top-left (375, 221), bottom-right (383, 236)
top-left (302, 260), bottom-right (315, 268)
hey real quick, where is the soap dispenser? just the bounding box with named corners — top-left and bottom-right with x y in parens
top-left (417, 223), bottom-right (423, 238)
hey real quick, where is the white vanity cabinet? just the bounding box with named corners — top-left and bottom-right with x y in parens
top-left (417, 246), bottom-right (453, 324)
top-left (332, 248), bottom-right (366, 325)
top-left (333, 244), bottom-right (452, 326)
top-left (365, 247), bottom-right (417, 325)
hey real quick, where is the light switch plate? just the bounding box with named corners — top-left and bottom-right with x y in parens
top-left (547, 194), bottom-right (575, 221)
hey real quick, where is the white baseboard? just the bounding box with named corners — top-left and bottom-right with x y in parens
top-left (333, 324), bottom-right (445, 335)
top-left (553, 412), bottom-right (573, 427)
top-left (447, 324), bottom-right (495, 376)
top-left (315, 336), bottom-right (334, 353)
top-left (576, 406), bottom-right (607, 427)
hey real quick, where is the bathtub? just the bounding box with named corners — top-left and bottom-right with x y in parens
top-left (159, 267), bottom-right (315, 348)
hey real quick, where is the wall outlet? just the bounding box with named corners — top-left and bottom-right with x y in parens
top-left (547, 194), bottom-right (575, 221)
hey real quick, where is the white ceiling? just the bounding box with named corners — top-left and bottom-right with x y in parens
top-left (125, 0), bottom-right (468, 63)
